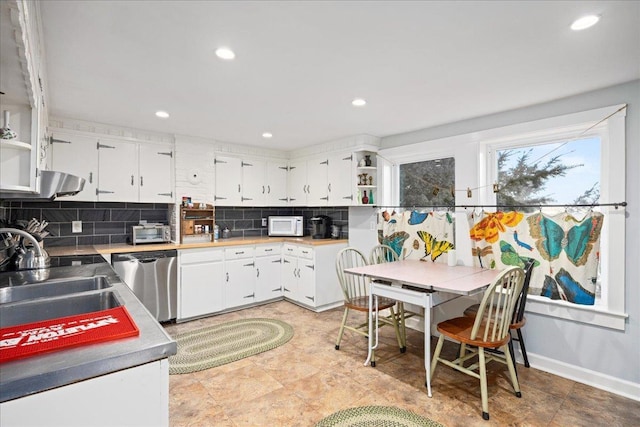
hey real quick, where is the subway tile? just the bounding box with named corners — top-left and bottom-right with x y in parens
top-left (9, 208), bottom-right (42, 223)
top-left (96, 202), bottom-right (127, 209)
top-left (111, 209), bottom-right (140, 222)
top-left (234, 219), bottom-right (254, 230)
top-left (110, 234), bottom-right (128, 244)
top-left (42, 209), bottom-right (78, 223)
top-left (80, 209), bottom-right (109, 222)
top-left (244, 229), bottom-right (262, 237)
top-left (45, 236), bottom-right (77, 247)
top-left (95, 222), bottom-right (126, 235)
top-left (141, 210), bottom-right (169, 222)
top-left (60, 201), bottom-right (95, 209)
top-left (243, 209), bottom-right (262, 219)
top-left (223, 210), bottom-right (244, 219)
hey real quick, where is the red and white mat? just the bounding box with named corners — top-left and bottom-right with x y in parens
top-left (0, 306), bottom-right (139, 363)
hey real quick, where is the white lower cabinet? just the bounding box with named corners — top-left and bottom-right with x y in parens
top-left (282, 243), bottom-right (347, 311)
top-left (178, 248), bottom-right (224, 320)
top-left (224, 247), bottom-right (256, 308)
top-left (178, 242), bottom-right (345, 320)
top-left (255, 244), bottom-right (283, 302)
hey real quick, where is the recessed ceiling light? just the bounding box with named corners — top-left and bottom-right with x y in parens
top-left (571, 15), bottom-right (600, 31)
top-left (155, 111), bottom-right (169, 119)
top-left (215, 47), bottom-right (235, 60)
top-left (262, 132), bottom-right (273, 139)
top-left (352, 98), bottom-right (367, 107)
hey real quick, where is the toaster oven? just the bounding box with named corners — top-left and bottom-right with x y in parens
top-left (131, 224), bottom-right (171, 245)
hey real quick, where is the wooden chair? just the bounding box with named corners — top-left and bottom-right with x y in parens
top-left (335, 247), bottom-right (404, 366)
top-left (463, 258), bottom-right (535, 372)
top-left (430, 266), bottom-right (525, 420)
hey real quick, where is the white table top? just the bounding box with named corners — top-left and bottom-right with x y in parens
top-left (345, 259), bottom-right (500, 296)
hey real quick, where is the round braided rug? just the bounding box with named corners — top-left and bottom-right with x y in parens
top-left (168, 318), bottom-right (293, 374)
top-left (315, 406), bottom-right (445, 427)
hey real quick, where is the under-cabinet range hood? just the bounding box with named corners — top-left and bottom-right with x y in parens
top-left (0, 170), bottom-right (86, 200)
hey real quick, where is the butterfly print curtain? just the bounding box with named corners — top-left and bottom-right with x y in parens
top-left (468, 210), bottom-right (604, 305)
top-left (377, 209), bottom-right (455, 263)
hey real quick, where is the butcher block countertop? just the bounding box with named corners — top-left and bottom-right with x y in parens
top-left (47, 236), bottom-right (348, 256)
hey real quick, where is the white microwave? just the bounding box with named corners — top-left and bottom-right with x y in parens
top-left (268, 216), bottom-right (304, 237)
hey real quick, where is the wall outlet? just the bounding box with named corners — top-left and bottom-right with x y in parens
top-left (72, 221), bottom-right (82, 233)
top-left (262, 218), bottom-right (267, 227)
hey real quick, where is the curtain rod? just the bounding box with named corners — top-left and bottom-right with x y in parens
top-left (371, 202), bottom-right (627, 209)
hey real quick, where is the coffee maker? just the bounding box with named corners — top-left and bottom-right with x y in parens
top-left (309, 215), bottom-right (331, 239)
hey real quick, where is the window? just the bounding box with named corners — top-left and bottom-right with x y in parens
top-left (482, 104), bottom-right (627, 329)
top-left (399, 157), bottom-right (455, 207)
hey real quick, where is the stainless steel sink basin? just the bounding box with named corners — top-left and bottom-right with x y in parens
top-left (0, 291), bottom-right (122, 328)
top-left (0, 276), bottom-right (112, 304)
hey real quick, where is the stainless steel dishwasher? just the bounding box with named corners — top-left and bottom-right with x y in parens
top-left (112, 250), bottom-right (177, 322)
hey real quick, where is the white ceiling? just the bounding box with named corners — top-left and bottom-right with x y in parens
top-left (38, 1), bottom-right (640, 151)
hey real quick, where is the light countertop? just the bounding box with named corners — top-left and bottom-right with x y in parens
top-left (47, 236), bottom-right (348, 256)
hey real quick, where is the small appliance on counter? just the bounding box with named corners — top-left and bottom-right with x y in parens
top-left (310, 215), bottom-right (332, 239)
top-left (268, 216), bottom-right (304, 237)
top-left (130, 223), bottom-right (171, 245)
top-left (331, 224), bottom-right (342, 239)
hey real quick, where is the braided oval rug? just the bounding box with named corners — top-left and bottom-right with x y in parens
top-left (168, 318), bottom-right (293, 374)
top-left (315, 406), bottom-right (445, 427)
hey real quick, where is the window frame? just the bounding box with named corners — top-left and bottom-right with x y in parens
top-left (479, 104), bottom-right (627, 330)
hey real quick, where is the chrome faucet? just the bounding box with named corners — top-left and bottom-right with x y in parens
top-left (0, 228), bottom-right (49, 270)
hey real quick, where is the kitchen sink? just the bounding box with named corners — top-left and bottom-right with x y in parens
top-left (0, 276), bottom-right (112, 304)
top-left (0, 291), bottom-right (122, 328)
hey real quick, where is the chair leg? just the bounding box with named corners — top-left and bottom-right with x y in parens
top-left (516, 328), bottom-right (530, 368)
top-left (388, 306), bottom-right (406, 353)
top-left (508, 334), bottom-right (518, 378)
top-left (398, 302), bottom-right (407, 351)
top-left (335, 307), bottom-right (349, 350)
top-left (478, 348), bottom-right (490, 420)
top-left (430, 334), bottom-right (445, 378)
top-left (503, 343), bottom-right (522, 398)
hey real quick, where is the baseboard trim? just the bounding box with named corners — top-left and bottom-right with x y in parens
top-left (522, 351), bottom-right (640, 402)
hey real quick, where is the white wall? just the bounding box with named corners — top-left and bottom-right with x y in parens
top-left (377, 80), bottom-right (640, 400)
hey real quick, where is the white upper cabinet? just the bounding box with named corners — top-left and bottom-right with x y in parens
top-left (214, 155), bottom-right (242, 206)
top-left (96, 138), bottom-right (139, 202)
top-left (287, 159), bottom-right (307, 206)
top-left (306, 158), bottom-right (329, 206)
top-left (266, 161), bottom-right (289, 206)
top-left (241, 158), bottom-right (267, 205)
top-left (139, 144), bottom-right (174, 203)
top-left (49, 131), bottom-right (98, 201)
top-left (49, 130), bottom-right (174, 203)
top-left (328, 152), bottom-right (354, 206)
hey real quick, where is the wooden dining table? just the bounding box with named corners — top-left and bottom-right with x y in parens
top-left (344, 259), bottom-right (501, 397)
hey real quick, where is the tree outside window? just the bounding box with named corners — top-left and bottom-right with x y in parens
top-left (399, 157), bottom-right (455, 207)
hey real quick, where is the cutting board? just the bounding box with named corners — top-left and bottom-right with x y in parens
top-left (0, 306), bottom-right (139, 363)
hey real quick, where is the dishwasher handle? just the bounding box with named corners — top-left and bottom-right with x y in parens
top-left (138, 258), bottom-right (158, 263)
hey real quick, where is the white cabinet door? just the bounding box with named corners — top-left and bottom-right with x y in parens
top-left (241, 158), bottom-right (266, 206)
top-left (281, 255), bottom-right (298, 300)
top-left (297, 256), bottom-right (316, 306)
top-left (255, 255), bottom-right (283, 302)
top-left (266, 161), bottom-right (289, 206)
top-left (214, 155), bottom-right (242, 205)
top-left (328, 152), bottom-right (354, 206)
top-left (97, 138), bottom-right (138, 202)
top-left (225, 258), bottom-right (256, 308)
top-left (307, 157), bottom-right (329, 206)
top-left (139, 144), bottom-right (173, 203)
top-left (287, 160), bottom-right (307, 206)
top-left (180, 261), bottom-right (224, 319)
top-left (49, 131), bottom-right (98, 201)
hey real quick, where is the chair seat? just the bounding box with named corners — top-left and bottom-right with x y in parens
top-left (437, 316), bottom-right (510, 349)
top-left (346, 295), bottom-right (397, 312)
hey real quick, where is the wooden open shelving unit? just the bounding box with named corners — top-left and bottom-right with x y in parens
top-left (180, 204), bottom-right (215, 243)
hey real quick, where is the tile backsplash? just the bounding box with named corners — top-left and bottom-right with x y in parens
top-left (0, 201), bottom-right (349, 247)
top-left (1, 201), bottom-right (171, 247)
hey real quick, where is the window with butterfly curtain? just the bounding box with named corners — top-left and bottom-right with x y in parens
top-left (468, 209), bottom-right (604, 305)
top-left (377, 208), bottom-right (456, 263)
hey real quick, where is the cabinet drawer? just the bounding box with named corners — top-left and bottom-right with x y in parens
top-left (255, 244), bottom-right (281, 257)
top-left (282, 244), bottom-right (299, 257)
top-left (180, 248), bottom-right (224, 264)
top-left (225, 247), bottom-right (255, 260)
top-left (298, 246), bottom-right (314, 259)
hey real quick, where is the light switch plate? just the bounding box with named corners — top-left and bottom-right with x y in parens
top-left (262, 218), bottom-right (267, 227)
top-left (72, 221), bottom-right (82, 233)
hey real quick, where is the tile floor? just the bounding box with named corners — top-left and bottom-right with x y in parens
top-left (165, 301), bottom-right (640, 426)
